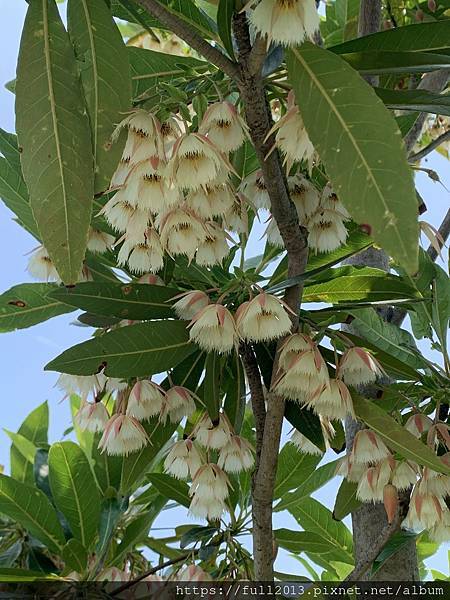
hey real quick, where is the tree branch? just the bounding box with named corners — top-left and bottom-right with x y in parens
top-left (233, 11), bottom-right (309, 581)
top-left (248, 34), bottom-right (267, 76)
top-left (408, 130), bottom-right (450, 163)
top-left (135, 0), bottom-right (240, 82)
top-left (240, 343), bottom-right (266, 466)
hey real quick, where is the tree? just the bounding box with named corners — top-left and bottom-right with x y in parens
top-left (0, 0), bottom-right (449, 588)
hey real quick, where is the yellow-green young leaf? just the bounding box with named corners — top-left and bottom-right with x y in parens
top-left (48, 442), bottom-right (100, 549)
top-left (10, 401), bottom-right (49, 485)
top-left (0, 474), bottom-right (65, 554)
top-left (67, 0), bottom-right (131, 193)
top-left (353, 395), bottom-right (450, 475)
top-left (332, 479), bottom-right (360, 521)
top-left (62, 539), bottom-right (88, 574)
top-left (286, 43), bottom-right (419, 273)
top-left (16, 0), bottom-right (94, 284)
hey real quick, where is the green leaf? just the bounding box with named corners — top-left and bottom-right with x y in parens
top-left (275, 529), bottom-right (337, 555)
top-left (49, 442), bottom-right (100, 549)
top-left (3, 431), bottom-right (37, 464)
top-left (45, 319), bottom-right (196, 377)
top-left (371, 531), bottom-right (418, 575)
top-left (10, 401), bottom-right (48, 485)
top-left (0, 283), bottom-right (74, 332)
top-left (276, 460), bottom-right (339, 512)
top-left (375, 87), bottom-right (450, 117)
top-left (62, 538), bottom-right (88, 574)
top-left (274, 443), bottom-right (321, 499)
top-left (16, 0), bottom-right (94, 284)
top-left (223, 352), bottom-right (246, 433)
top-left (50, 282), bottom-right (178, 320)
top-left (128, 46), bottom-right (206, 101)
top-left (353, 395), bottom-right (450, 474)
top-left (333, 479), bottom-right (360, 521)
top-left (67, 0), bottom-right (131, 193)
top-left (0, 474), bottom-right (65, 554)
top-left (232, 140), bottom-right (259, 180)
top-left (284, 402), bottom-right (325, 453)
top-left (96, 497), bottom-right (125, 559)
top-left (349, 307), bottom-right (429, 370)
top-left (288, 498), bottom-right (354, 564)
top-left (147, 473), bottom-right (190, 508)
top-left (341, 51), bottom-right (450, 75)
top-left (330, 20), bottom-right (450, 55)
top-left (431, 265), bottom-right (450, 358)
top-left (200, 353), bottom-right (222, 421)
top-left (0, 568), bottom-right (58, 582)
top-left (286, 43), bottom-right (419, 273)
top-left (217, 0), bottom-right (235, 59)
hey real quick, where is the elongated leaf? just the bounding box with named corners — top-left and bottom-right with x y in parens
top-left (333, 479), bottom-right (360, 521)
top-left (0, 474), bottom-right (65, 554)
top-left (200, 353), bottom-right (221, 421)
top-left (287, 43), bottom-right (418, 273)
top-left (217, 0), bottom-right (235, 59)
top-left (147, 474), bottom-right (190, 508)
top-left (334, 0), bottom-right (359, 40)
top-left (371, 531), bottom-right (418, 575)
top-left (16, 0), bottom-right (94, 284)
top-left (431, 265), bottom-right (450, 357)
top-left (62, 539), bottom-right (88, 574)
top-left (330, 20), bottom-right (450, 55)
top-left (289, 498), bottom-right (354, 564)
top-left (341, 50), bottom-right (450, 75)
top-left (68, 0), bottom-right (131, 193)
top-left (349, 307), bottom-right (429, 370)
top-left (353, 395), bottom-right (450, 474)
top-left (128, 46), bottom-right (206, 101)
top-left (96, 497), bottom-right (125, 559)
top-left (0, 283), bottom-right (74, 332)
top-left (11, 402), bottom-right (49, 485)
top-left (276, 460), bottom-right (338, 512)
top-left (375, 87), bottom-right (450, 117)
top-left (274, 443), bottom-right (321, 499)
top-left (49, 442), bottom-right (100, 549)
top-left (50, 282), bottom-right (178, 320)
top-left (223, 352), bottom-right (246, 433)
top-left (0, 568), bottom-right (58, 582)
top-left (3, 431), bottom-right (37, 464)
top-left (275, 529), bottom-right (339, 556)
top-left (45, 319), bottom-right (196, 377)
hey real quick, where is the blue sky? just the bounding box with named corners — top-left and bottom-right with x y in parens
top-left (0, 0), bottom-right (448, 577)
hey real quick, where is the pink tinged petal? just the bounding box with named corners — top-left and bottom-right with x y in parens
top-left (383, 484), bottom-right (398, 524)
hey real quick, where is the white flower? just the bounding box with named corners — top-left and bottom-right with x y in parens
top-left (352, 429), bottom-right (391, 464)
top-left (99, 195), bottom-right (149, 237)
top-left (159, 208), bottom-right (207, 260)
top-left (27, 247), bottom-right (60, 282)
top-left (172, 290), bottom-right (210, 320)
top-left (428, 509), bottom-right (450, 544)
top-left (404, 488), bottom-right (445, 531)
top-left (310, 379), bottom-right (354, 420)
top-left (56, 373), bottom-right (106, 399)
top-left (189, 464), bottom-right (230, 520)
top-left (418, 468), bottom-right (450, 498)
top-left (218, 435), bottom-right (254, 473)
top-left (177, 565), bottom-right (212, 582)
top-left (122, 158), bottom-right (178, 213)
top-left (118, 231), bottom-right (164, 275)
top-left (268, 101), bottom-right (315, 169)
top-left (356, 459), bottom-right (392, 502)
top-left (195, 224), bottom-right (230, 266)
top-left (195, 413), bottom-right (232, 450)
top-left (105, 378), bottom-right (128, 392)
top-left (98, 414), bottom-right (149, 455)
top-left (126, 380), bottom-right (165, 421)
top-left (186, 184), bottom-right (235, 219)
top-left (336, 455), bottom-right (366, 482)
top-left (189, 304), bottom-right (237, 353)
top-left (307, 209), bottom-right (348, 254)
top-left (239, 170), bottom-right (270, 210)
top-left (87, 229), bottom-right (115, 254)
top-left (404, 413), bottom-right (433, 438)
top-left (199, 101), bottom-right (247, 152)
top-left (160, 386), bottom-right (196, 423)
top-left (320, 184), bottom-right (350, 220)
top-left (113, 109), bottom-right (163, 160)
top-left (75, 401), bottom-right (109, 432)
top-left (338, 347), bottom-right (384, 387)
top-left (290, 430), bottom-right (323, 456)
top-left (110, 159), bottom-right (132, 188)
top-left (288, 174), bottom-right (320, 223)
top-left (236, 293), bottom-right (292, 342)
top-left (249, 0), bottom-right (319, 46)
top-left (391, 461), bottom-right (418, 491)
top-left (167, 133), bottom-right (227, 190)
top-left (265, 217), bottom-right (284, 247)
top-left (224, 198), bottom-right (248, 234)
top-left (164, 439), bottom-right (203, 479)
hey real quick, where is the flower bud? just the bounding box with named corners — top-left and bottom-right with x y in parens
top-left (383, 484), bottom-right (398, 524)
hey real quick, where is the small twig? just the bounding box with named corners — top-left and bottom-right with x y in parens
top-left (409, 130), bottom-right (450, 163)
top-left (135, 0), bottom-right (240, 83)
top-left (240, 343), bottom-right (266, 466)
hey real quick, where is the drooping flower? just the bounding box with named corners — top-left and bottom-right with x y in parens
top-left (239, 170), bottom-right (270, 210)
top-left (99, 195), bottom-right (150, 237)
top-left (404, 488), bottom-right (445, 530)
top-left (158, 208), bottom-right (207, 260)
top-left (265, 217), bottom-right (284, 248)
top-left (338, 347), bottom-right (384, 387)
top-left (310, 379), bottom-right (354, 420)
top-left (186, 184), bottom-right (235, 219)
top-left (56, 373), bottom-right (106, 399)
top-left (126, 380), bottom-right (166, 421)
top-left (75, 401), bottom-right (109, 432)
top-left (98, 414), bottom-right (149, 455)
top-left (113, 109), bottom-right (163, 162)
top-left (87, 229), bottom-right (115, 254)
top-left (199, 101), bottom-right (247, 152)
top-left (195, 413), bottom-right (232, 450)
top-left (236, 293), bottom-right (292, 342)
top-left (137, 273), bottom-right (164, 285)
top-left (218, 435), bottom-right (254, 473)
top-left (404, 413), bottom-right (433, 438)
top-left (167, 133), bottom-right (228, 190)
top-left (428, 509), bottom-right (450, 544)
top-left (122, 158), bottom-right (178, 213)
top-left (195, 223), bottom-right (230, 267)
top-left (188, 304), bottom-right (237, 353)
top-left (177, 565), bottom-right (212, 582)
top-left (224, 197), bottom-right (249, 234)
top-left (27, 247), bottom-right (60, 282)
top-left (356, 459), bottom-right (392, 502)
top-left (172, 290), bottom-right (209, 320)
top-left (248, 0), bottom-right (319, 46)
top-left (288, 174), bottom-right (321, 223)
top-left (320, 184), bottom-right (351, 220)
top-left (307, 209), bottom-right (349, 254)
top-left (336, 454), bottom-right (366, 482)
top-left (117, 230), bottom-right (164, 274)
top-left (290, 429), bottom-right (323, 456)
top-left (188, 463), bottom-right (230, 521)
top-left (160, 386), bottom-right (196, 423)
top-left (418, 467), bottom-right (450, 498)
top-left (352, 429), bottom-right (391, 464)
top-left (391, 461), bottom-right (418, 491)
top-left (164, 439), bottom-right (203, 479)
